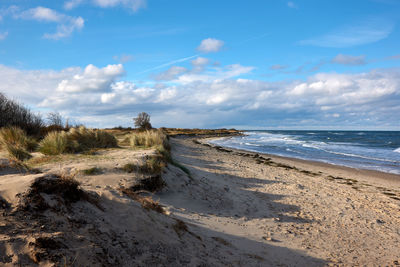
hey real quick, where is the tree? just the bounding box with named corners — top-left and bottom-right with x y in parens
top-left (47, 112), bottom-right (63, 127)
top-left (133, 112), bottom-right (152, 130)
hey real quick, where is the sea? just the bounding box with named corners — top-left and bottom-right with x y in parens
top-left (209, 131), bottom-right (400, 175)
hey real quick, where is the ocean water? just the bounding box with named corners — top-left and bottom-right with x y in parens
top-left (209, 131), bottom-right (400, 175)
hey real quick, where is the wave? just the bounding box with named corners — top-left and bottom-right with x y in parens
top-left (210, 131), bottom-right (400, 174)
top-left (320, 149), bottom-right (400, 163)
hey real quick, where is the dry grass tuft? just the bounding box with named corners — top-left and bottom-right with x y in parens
top-left (122, 163), bottom-right (136, 173)
top-left (129, 129), bottom-right (169, 149)
top-left (119, 187), bottom-right (164, 213)
top-left (38, 131), bottom-right (71, 155)
top-left (0, 126), bottom-right (36, 161)
top-left (82, 167), bottom-right (102, 175)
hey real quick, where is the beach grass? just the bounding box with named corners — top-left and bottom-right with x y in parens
top-left (0, 126), bottom-right (36, 161)
top-left (39, 126), bottom-right (118, 155)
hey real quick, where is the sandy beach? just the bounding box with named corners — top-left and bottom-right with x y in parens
top-left (0, 135), bottom-right (399, 266)
top-left (161, 137), bottom-right (400, 266)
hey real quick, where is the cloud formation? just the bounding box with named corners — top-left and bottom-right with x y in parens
top-left (15, 6), bottom-right (84, 39)
top-left (57, 64), bottom-right (125, 93)
top-left (1, 62), bottom-right (398, 129)
top-left (154, 66), bottom-right (188, 81)
top-left (299, 18), bottom-right (393, 47)
top-left (197, 38), bottom-right (224, 53)
top-left (332, 54), bottom-right (366, 65)
top-left (64, 0), bottom-right (146, 12)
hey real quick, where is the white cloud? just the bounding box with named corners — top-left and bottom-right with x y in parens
top-left (0, 63), bottom-right (399, 129)
top-left (57, 64), bottom-right (125, 93)
top-left (191, 57), bottom-right (209, 66)
top-left (64, 0), bottom-right (85, 10)
top-left (191, 57), bottom-right (210, 72)
top-left (176, 63), bottom-right (254, 84)
top-left (332, 54), bottom-right (366, 65)
top-left (64, 0), bottom-right (146, 11)
top-left (44, 17), bottom-right (84, 39)
top-left (0, 32), bottom-right (8, 40)
top-left (197, 38), bottom-right (224, 53)
top-left (14, 7), bottom-right (84, 39)
top-left (299, 18), bottom-right (393, 47)
top-left (154, 66), bottom-right (188, 81)
top-left (17, 7), bottom-right (63, 22)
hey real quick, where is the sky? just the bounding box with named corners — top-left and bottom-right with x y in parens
top-left (0, 0), bottom-right (400, 130)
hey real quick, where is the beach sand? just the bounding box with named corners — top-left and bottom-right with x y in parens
top-left (0, 135), bottom-right (399, 266)
top-left (160, 137), bottom-right (400, 266)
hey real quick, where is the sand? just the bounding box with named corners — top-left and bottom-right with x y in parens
top-left (160, 137), bottom-right (400, 266)
top-left (0, 136), bottom-right (399, 266)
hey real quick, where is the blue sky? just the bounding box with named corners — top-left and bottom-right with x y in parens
top-left (0, 0), bottom-right (400, 129)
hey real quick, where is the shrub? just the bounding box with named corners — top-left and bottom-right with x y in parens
top-left (0, 126), bottom-right (34, 161)
top-left (0, 92), bottom-right (44, 136)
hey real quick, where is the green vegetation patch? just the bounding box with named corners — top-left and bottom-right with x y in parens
top-left (82, 167), bottom-right (102, 175)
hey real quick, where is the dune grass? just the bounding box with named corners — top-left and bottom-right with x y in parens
top-left (122, 156), bottom-right (165, 175)
top-left (0, 126), bottom-right (37, 161)
top-left (39, 126), bottom-right (118, 155)
top-left (129, 129), bottom-right (169, 149)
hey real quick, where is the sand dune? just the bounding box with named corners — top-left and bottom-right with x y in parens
top-left (0, 136), bottom-right (399, 266)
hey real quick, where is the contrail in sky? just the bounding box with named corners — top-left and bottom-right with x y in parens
top-left (135, 54), bottom-right (199, 75)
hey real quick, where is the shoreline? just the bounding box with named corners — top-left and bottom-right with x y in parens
top-left (163, 137), bottom-right (400, 265)
top-left (202, 136), bottom-right (400, 189)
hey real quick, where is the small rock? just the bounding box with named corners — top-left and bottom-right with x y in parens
top-left (376, 219), bottom-right (385, 224)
